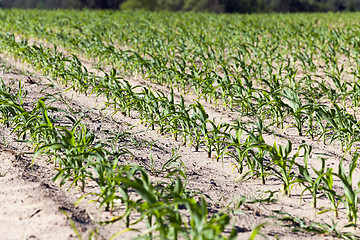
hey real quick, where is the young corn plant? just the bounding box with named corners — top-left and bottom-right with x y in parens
top-left (190, 101), bottom-right (209, 152)
top-left (240, 118), bottom-right (270, 185)
top-left (222, 119), bottom-right (246, 174)
top-left (337, 155), bottom-right (360, 225)
top-left (293, 144), bottom-right (322, 207)
top-left (185, 197), bottom-right (238, 240)
top-left (315, 104), bottom-right (360, 152)
top-left (313, 159), bottom-right (342, 218)
top-left (38, 122), bottom-right (96, 191)
top-left (280, 88), bottom-right (311, 136)
top-left (206, 120), bottom-right (230, 160)
top-left (268, 140), bottom-right (297, 197)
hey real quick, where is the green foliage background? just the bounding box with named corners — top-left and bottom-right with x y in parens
top-left (1, 0), bottom-right (360, 12)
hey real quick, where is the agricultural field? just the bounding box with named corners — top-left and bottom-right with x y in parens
top-left (2, 9), bottom-right (360, 239)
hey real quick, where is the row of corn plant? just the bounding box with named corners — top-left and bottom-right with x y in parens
top-left (4, 10), bottom-right (360, 114)
top-left (4, 32), bottom-right (360, 161)
top-left (3, 11), bottom-right (360, 234)
top-left (3, 32), bottom-right (360, 206)
top-left (0, 79), bottom-right (238, 239)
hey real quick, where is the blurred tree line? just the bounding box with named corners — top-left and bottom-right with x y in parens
top-left (1, 0), bottom-right (360, 12)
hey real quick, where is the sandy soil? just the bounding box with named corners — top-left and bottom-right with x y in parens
top-left (0, 41), bottom-right (359, 240)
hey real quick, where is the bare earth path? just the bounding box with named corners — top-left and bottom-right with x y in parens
top-left (0, 148), bottom-right (91, 240)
